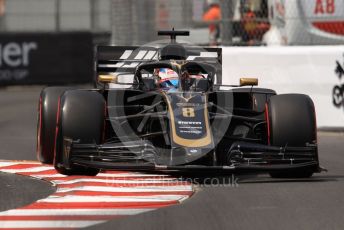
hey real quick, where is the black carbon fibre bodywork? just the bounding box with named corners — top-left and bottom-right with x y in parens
top-left (40, 30), bottom-right (322, 176)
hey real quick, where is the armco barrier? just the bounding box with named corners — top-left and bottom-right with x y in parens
top-left (222, 46), bottom-right (344, 128)
top-left (0, 32), bottom-right (93, 85)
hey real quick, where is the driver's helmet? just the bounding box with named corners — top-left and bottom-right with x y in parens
top-left (154, 68), bottom-right (179, 89)
top-left (181, 71), bottom-right (205, 91)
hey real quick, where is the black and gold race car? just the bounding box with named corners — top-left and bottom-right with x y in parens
top-left (37, 30), bottom-right (322, 177)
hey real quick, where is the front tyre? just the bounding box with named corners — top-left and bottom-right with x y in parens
top-left (267, 94), bottom-right (318, 178)
top-left (54, 90), bottom-right (105, 175)
top-left (37, 87), bottom-right (73, 164)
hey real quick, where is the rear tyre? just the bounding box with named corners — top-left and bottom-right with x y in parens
top-left (54, 90), bottom-right (105, 175)
top-left (37, 87), bottom-right (73, 164)
top-left (267, 94), bottom-right (318, 178)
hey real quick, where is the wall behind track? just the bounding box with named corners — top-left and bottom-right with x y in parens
top-left (222, 46), bottom-right (344, 128)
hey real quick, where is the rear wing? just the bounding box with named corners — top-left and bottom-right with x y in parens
top-left (95, 45), bottom-right (222, 84)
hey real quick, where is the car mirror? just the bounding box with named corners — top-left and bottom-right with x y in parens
top-left (98, 74), bottom-right (118, 83)
top-left (99, 74), bottom-right (135, 85)
top-left (240, 78), bottom-right (258, 86)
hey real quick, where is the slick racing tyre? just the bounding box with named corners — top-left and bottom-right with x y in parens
top-left (54, 90), bottom-right (105, 175)
top-left (267, 94), bottom-right (318, 178)
top-left (37, 87), bottom-right (73, 164)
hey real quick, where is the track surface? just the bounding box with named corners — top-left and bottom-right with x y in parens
top-left (0, 86), bottom-right (344, 230)
top-left (0, 172), bottom-right (55, 212)
top-left (0, 161), bottom-right (193, 229)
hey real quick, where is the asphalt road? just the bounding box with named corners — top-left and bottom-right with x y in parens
top-left (0, 172), bottom-right (55, 212)
top-left (0, 86), bottom-right (344, 230)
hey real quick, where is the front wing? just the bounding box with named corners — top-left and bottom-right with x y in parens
top-left (61, 139), bottom-right (322, 174)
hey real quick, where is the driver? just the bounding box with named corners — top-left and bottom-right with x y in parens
top-left (181, 71), bottom-right (205, 91)
top-left (153, 68), bottom-right (179, 91)
top-left (181, 71), bottom-right (192, 91)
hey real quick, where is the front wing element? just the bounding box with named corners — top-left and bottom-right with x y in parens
top-left (61, 139), bottom-right (322, 174)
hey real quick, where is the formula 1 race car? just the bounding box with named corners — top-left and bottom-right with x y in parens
top-left (37, 30), bottom-right (322, 177)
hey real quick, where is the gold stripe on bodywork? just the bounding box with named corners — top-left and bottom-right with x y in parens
top-left (163, 93), bottom-right (212, 147)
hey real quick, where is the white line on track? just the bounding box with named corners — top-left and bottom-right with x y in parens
top-left (0, 166), bottom-right (54, 173)
top-left (40, 195), bottom-right (188, 203)
top-left (0, 162), bottom-right (21, 167)
top-left (56, 185), bottom-right (193, 193)
top-left (0, 220), bottom-right (106, 228)
top-left (0, 208), bottom-right (153, 216)
top-left (30, 174), bottom-right (67, 178)
top-left (0, 161), bottom-right (41, 166)
top-left (97, 173), bottom-right (170, 177)
top-left (53, 178), bottom-right (182, 184)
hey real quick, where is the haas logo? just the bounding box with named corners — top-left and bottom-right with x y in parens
top-left (333, 55), bottom-right (344, 109)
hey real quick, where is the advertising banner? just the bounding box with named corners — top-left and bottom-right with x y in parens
top-left (0, 32), bottom-right (93, 85)
top-left (222, 46), bottom-right (344, 128)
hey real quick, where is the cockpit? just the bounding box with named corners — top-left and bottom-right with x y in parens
top-left (135, 61), bottom-right (216, 92)
top-left (151, 67), bottom-right (208, 92)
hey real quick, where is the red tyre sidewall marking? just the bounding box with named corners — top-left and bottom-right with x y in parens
top-left (53, 97), bottom-right (61, 166)
top-left (36, 96), bottom-right (42, 162)
top-left (265, 103), bottom-right (271, 145)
